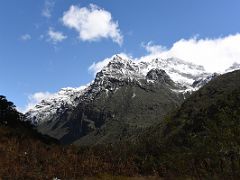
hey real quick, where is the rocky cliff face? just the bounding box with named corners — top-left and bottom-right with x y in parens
top-left (26, 55), bottom-right (216, 145)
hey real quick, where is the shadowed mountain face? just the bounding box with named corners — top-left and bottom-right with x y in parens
top-left (163, 69), bottom-right (240, 140)
top-left (138, 70), bottom-right (240, 177)
top-left (26, 55), bottom-right (215, 145)
top-left (0, 95), bottom-right (58, 144)
top-left (37, 69), bottom-right (185, 145)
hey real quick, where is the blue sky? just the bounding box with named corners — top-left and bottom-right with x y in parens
top-left (1, 0), bottom-right (240, 111)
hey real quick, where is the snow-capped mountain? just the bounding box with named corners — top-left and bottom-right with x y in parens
top-left (97, 55), bottom-right (210, 87)
top-left (225, 62), bottom-right (240, 73)
top-left (26, 55), bottom-right (212, 126)
top-left (26, 86), bottom-right (88, 125)
top-left (192, 73), bottom-right (219, 89)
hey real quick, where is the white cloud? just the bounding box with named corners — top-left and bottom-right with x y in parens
top-left (140, 34), bottom-right (240, 72)
top-left (47, 28), bottom-right (67, 44)
top-left (88, 34), bottom-right (240, 75)
top-left (42, 0), bottom-right (55, 18)
top-left (88, 53), bottom-right (130, 75)
top-left (88, 57), bottom-right (112, 75)
top-left (20, 34), bottom-right (31, 41)
top-left (20, 92), bottom-right (54, 113)
top-left (141, 41), bottom-right (166, 55)
top-left (62, 4), bottom-right (123, 45)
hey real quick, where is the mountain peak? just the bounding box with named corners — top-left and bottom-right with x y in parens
top-left (106, 55), bottom-right (134, 71)
top-left (225, 62), bottom-right (240, 72)
top-left (26, 55), bottom-right (212, 126)
top-left (146, 68), bottom-right (175, 86)
top-left (98, 56), bottom-right (210, 87)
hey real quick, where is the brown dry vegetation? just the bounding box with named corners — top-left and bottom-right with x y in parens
top-left (0, 126), bottom-right (142, 179)
top-left (1, 70), bottom-right (240, 179)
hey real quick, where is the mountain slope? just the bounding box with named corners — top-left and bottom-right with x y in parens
top-left (0, 96), bottom-right (140, 179)
top-left (26, 55), bottom-right (213, 145)
top-left (138, 70), bottom-right (240, 177)
top-left (37, 70), bottom-right (185, 145)
top-left (0, 95), bottom-right (58, 144)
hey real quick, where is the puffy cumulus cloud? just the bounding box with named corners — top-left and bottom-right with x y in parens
top-left (140, 34), bottom-right (240, 72)
top-left (47, 28), bottom-right (67, 44)
top-left (20, 92), bottom-right (54, 113)
top-left (141, 41), bottom-right (166, 55)
top-left (88, 34), bottom-right (240, 76)
top-left (88, 53), bottom-right (130, 75)
top-left (42, 0), bottom-right (55, 18)
top-left (62, 4), bottom-right (123, 45)
top-left (20, 34), bottom-right (31, 41)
